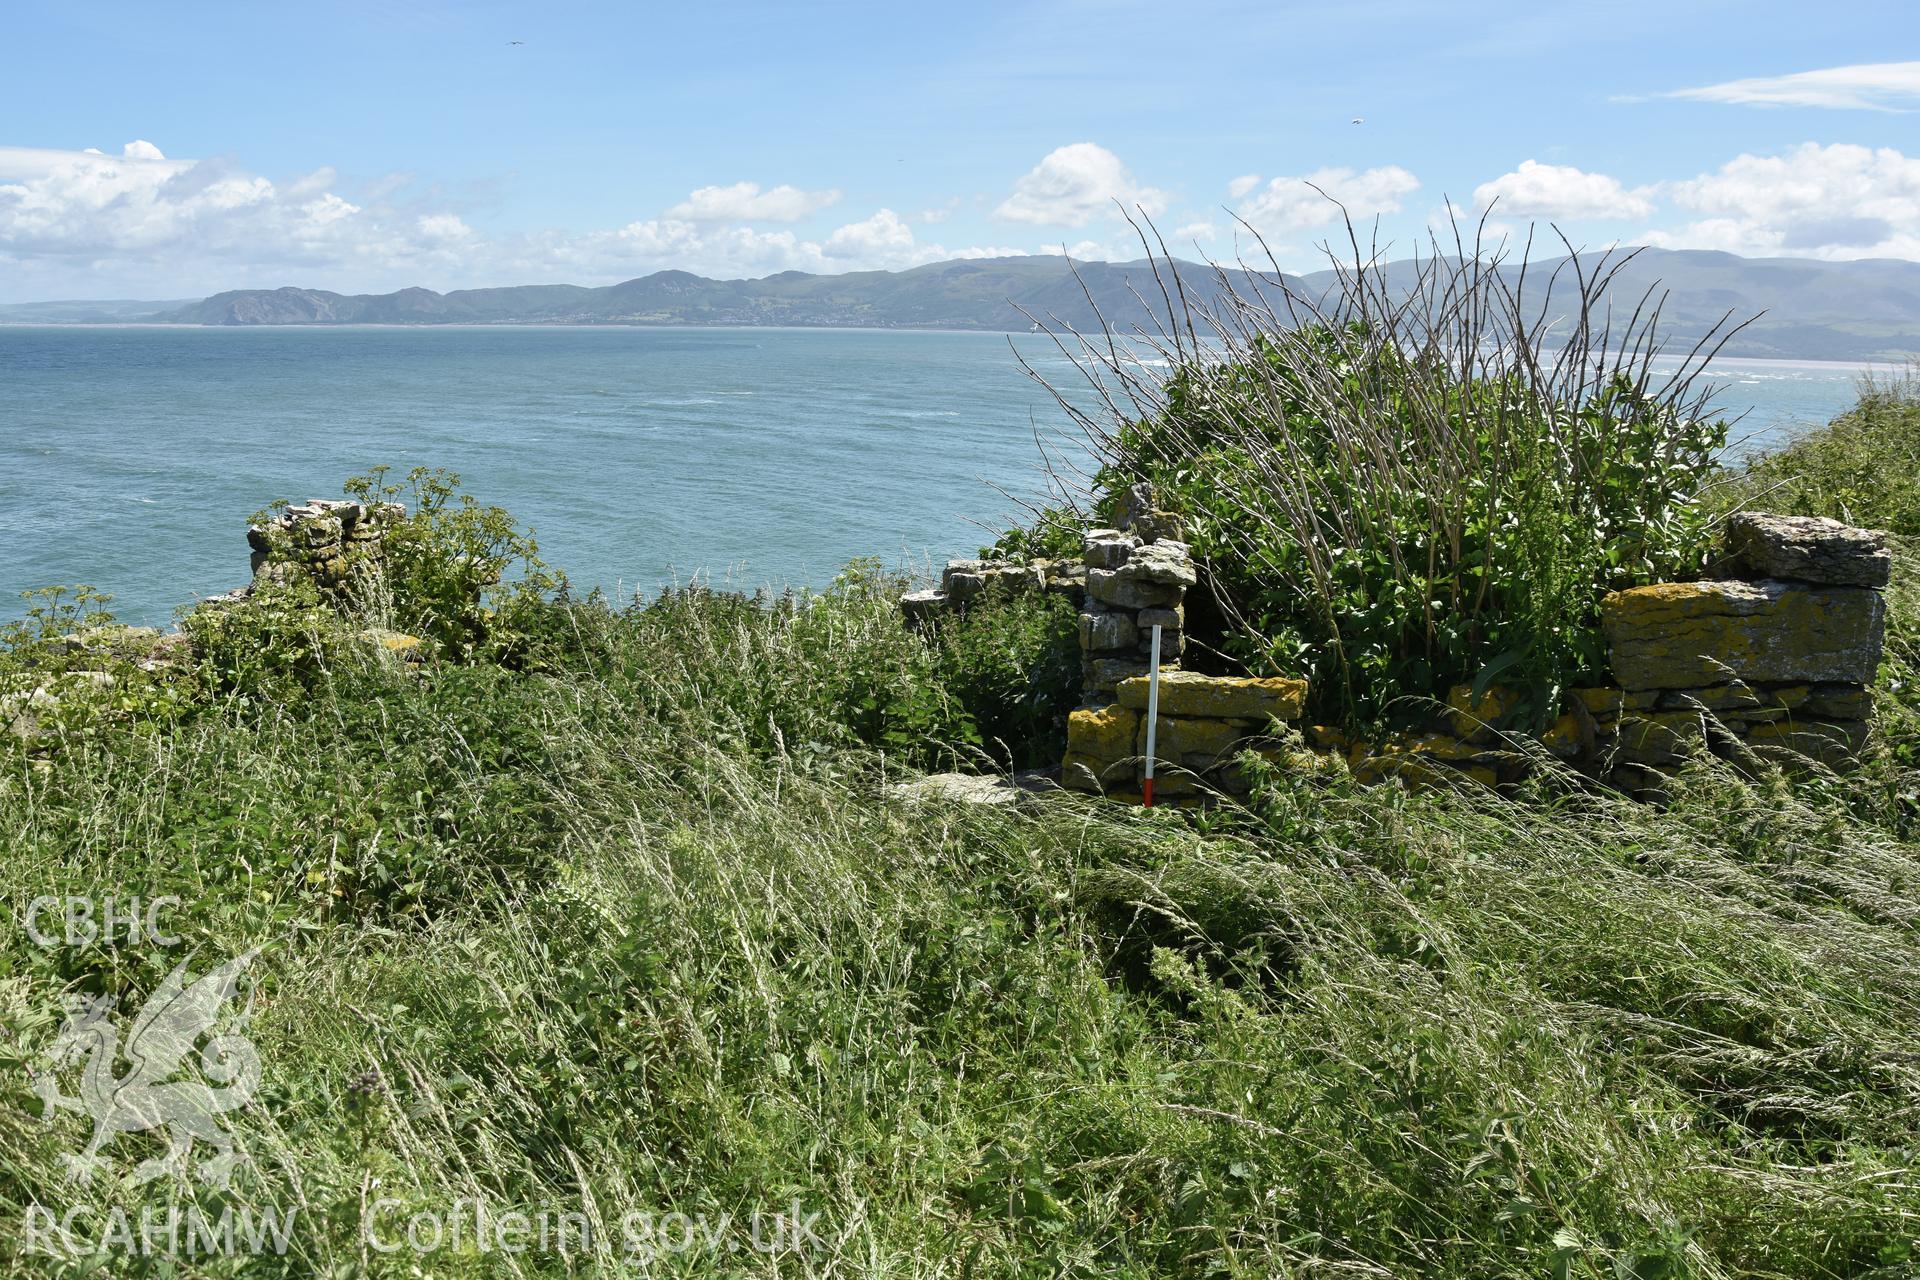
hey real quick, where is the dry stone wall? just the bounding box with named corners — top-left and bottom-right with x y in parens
top-left (1595, 512), bottom-right (1888, 790)
top-left (1062, 501), bottom-right (1319, 800)
top-left (1058, 509), bottom-right (1890, 803)
top-left (246, 498), bottom-right (405, 597)
top-left (899, 556), bottom-right (1084, 625)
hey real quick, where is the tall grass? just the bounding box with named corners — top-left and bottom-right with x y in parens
top-left (4, 531), bottom-right (1920, 1275)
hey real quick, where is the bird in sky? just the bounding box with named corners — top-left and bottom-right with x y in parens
top-left (509, 39), bottom-right (525, 45)
top-left (1351, 116), bottom-right (1365, 124)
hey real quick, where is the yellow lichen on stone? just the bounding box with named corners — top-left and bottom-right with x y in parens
top-left (1572, 687), bottom-right (1624, 716)
top-left (1115, 671), bottom-right (1307, 721)
top-left (1136, 715), bottom-right (1245, 763)
top-left (1066, 704), bottom-right (1138, 760)
top-left (1446, 683), bottom-right (1519, 738)
top-left (1539, 712), bottom-right (1582, 756)
top-left (1601, 579), bottom-right (1885, 688)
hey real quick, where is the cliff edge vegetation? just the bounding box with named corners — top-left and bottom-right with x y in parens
top-left (4, 366), bottom-right (1920, 1271)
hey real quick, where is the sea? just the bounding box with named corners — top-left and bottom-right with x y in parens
top-left (0, 325), bottom-right (1894, 627)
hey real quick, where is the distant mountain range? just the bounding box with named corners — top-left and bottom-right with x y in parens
top-left (4, 250), bottom-right (1917, 361)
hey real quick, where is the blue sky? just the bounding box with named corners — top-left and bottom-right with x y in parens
top-left (1, 0), bottom-right (1916, 300)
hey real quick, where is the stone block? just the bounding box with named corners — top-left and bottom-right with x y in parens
top-left (1602, 579), bottom-right (1885, 689)
top-left (1743, 719), bottom-right (1870, 770)
top-left (1615, 710), bottom-right (1707, 766)
top-left (1131, 510), bottom-right (1185, 544)
top-left (1067, 703), bottom-right (1138, 760)
top-left (900, 589), bottom-right (947, 624)
top-left (1116, 670), bottom-right (1308, 721)
top-left (1136, 606), bottom-right (1184, 633)
top-left (1086, 570), bottom-right (1183, 610)
top-left (1802, 684), bottom-right (1872, 721)
top-left (1137, 628), bottom-right (1184, 660)
top-left (1539, 712), bottom-right (1583, 757)
top-left (1042, 564), bottom-right (1087, 598)
top-left (1079, 608), bottom-right (1138, 653)
top-left (1136, 715), bottom-right (1248, 765)
top-left (1113, 482), bottom-right (1157, 529)
top-left (1082, 534), bottom-right (1137, 570)
top-left (1126, 540), bottom-right (1197, 587)
top-left (1446, 683), bottom-right (1520, 739)
top-left (1724, 512), bottom-right (1891, 588)
top-left (1086, 657), bottom-right (1152, 693)
top-left (1571, 686), bottom-right (1624, 717)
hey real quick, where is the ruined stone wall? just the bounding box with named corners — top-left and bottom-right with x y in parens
top-left (1593, 512), bottom-right (1888, 791)
top-left (899, 556), bottom-right (1084, 624)
top-left (246, 498), bottom-right (404, 596)
top-left (1057, 510), bottom-right (1890, 803)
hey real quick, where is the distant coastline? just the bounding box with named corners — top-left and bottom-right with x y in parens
top-left (5, 248), bottom-right (1919, 362)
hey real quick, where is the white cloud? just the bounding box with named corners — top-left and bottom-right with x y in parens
top-left (1236, 165), bottom-right (1420, 231)
top-left (1641, 142), bottom-right (1920, 259)
top-left (1173, 220), bottom-right (1218, 242)
top-left (1036, 239), bottom-right (1136, 262)
top-left (662, 181), bottom-right (841, 222)
top-left (0, 140), bottom-right (1130, 299)
top-left (1226, 173), bottom-right (1261, 200)
top-left (824, 208), bottom-right (915, 259)
top-left (1660, 61), bottom-right (1920, 112)
top-left (1473, 160), bottom-right (1654, 219)
top-left (0, 143), bottom-right (373, 267)
top-left (995, 143), bottom-right (1168, 226)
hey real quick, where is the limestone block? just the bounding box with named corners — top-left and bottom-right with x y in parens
top-left (1655, 681), bottom-right (1767, 711)
top-left (1043, 564), bottom-right (1088, 598)
top-left (1539, 713), bottom-right (1583, 757)
top-left (1113, 482), bottom-right (1157, 529)
top-left (1083, 534), bottom-right (1137, 571)
top-left (1138, 629), bottom-right (1185, 660)
top-left (1086, 657), bottom-right (1152, 694)
top-left (1067, 703), bottom-right (1139, 760)
top-left (900, 589), bottom-right (947, 624)
top-left (1135, 715), bottom-right (1247, 765)
top-left (1126, 541), bottom-right (1197, 588)
top-left (1801, 684), bottom-right (1872, 720)
top-left (1136, 606), bottom-right (1184, 633)
top-left (1724, 512), bottom-right (1891, 588)
top-left (1116, 670), bottom-right (1307, 721)
top-left (1743, 719), bottom-right (1869, 770)
top-left (1131, 510), bottom-right (1185, 544)
top-left (1079, 608), bottom-right (1138, 653)
top-left (941, 559), bottom-right (992, 600)
top-left (1615, 710), bottom-right (1707, 765)
top-left (1601, 580), bottom-right (1885, 689)
top-left (1571, 687), bottom-right (1624, 717)
top-left (1086, 570), bottom-right (1183, 610)
top-left (1446, 683), bottom-right (1520, 739)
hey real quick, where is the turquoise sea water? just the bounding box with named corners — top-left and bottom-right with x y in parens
top-left (0, 326), bottom-right (1887, 626)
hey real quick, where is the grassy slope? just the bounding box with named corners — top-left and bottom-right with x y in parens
top-left (2, 393), bottom-right (1920, 1277)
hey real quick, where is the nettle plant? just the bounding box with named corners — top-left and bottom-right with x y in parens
top-left (1023, 215), bottom-right (1736, 728)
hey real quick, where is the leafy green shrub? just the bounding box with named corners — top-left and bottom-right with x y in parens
top-left (341, 465), bottom-right (564, 660)
top-left (0, 587), bottom-right (202, 743)
top-left (181, 576), bottom-right (354, 703)
top-left (921, 584), bottom-right (1081, 768)
top-left (1024, 229), bottom-right (1732, 729)
top-left (1113, 329), bottom-right (1725, 726)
